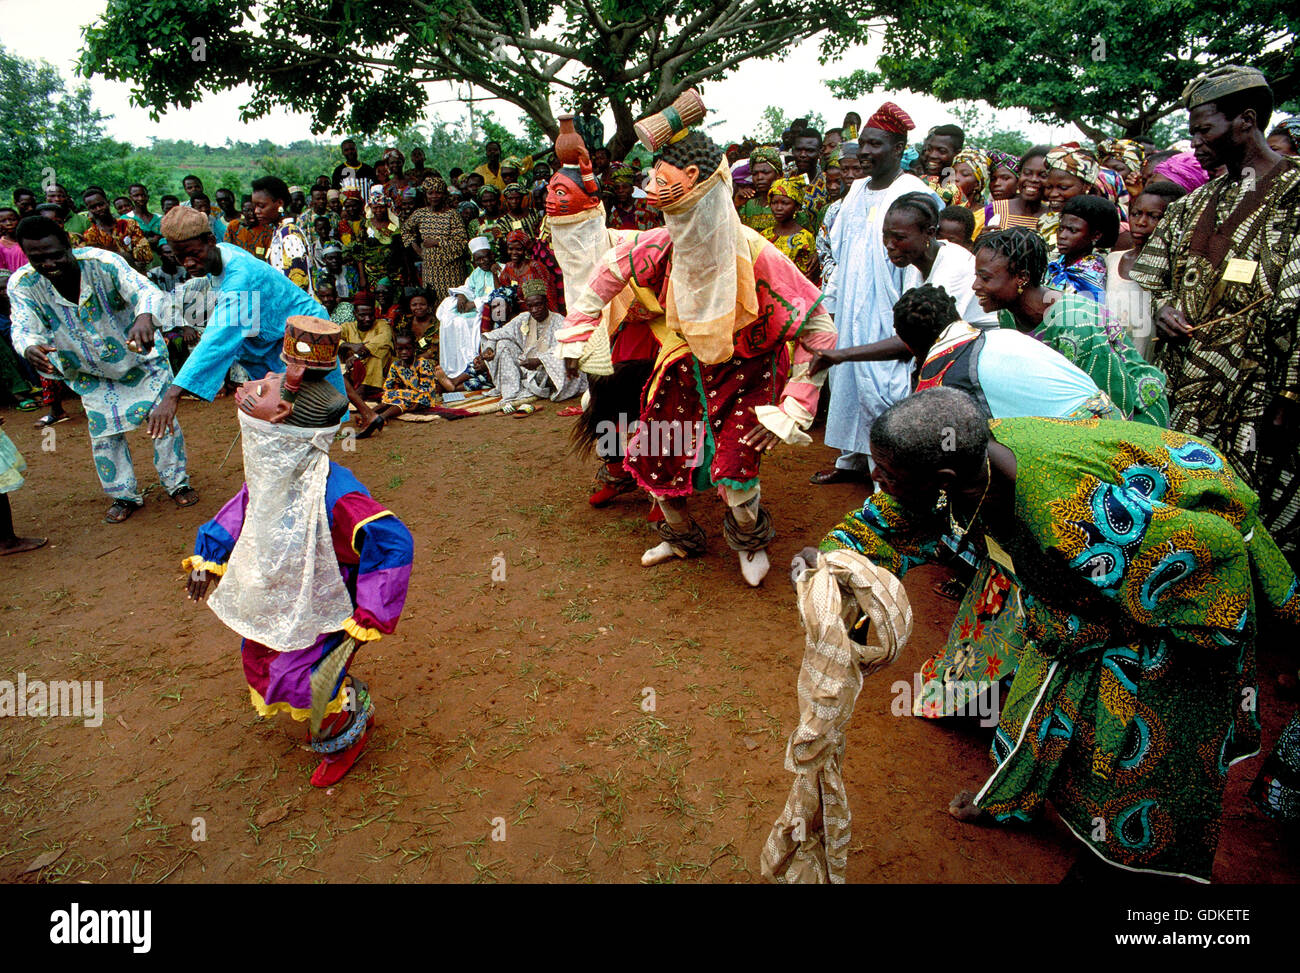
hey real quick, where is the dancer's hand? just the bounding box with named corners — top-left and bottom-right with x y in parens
top-left (740, 423), bottom-right (781, 454)
top-left (24, 343), bottom-right (56, 375)
top-left (149, 385), bottom-right (182, 439)
top-left (186, 567), bottom-right (213, 603)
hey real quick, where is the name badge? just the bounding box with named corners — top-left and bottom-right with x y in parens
top-left (984, 534), bottom-right (1016, 575)
top-left (1222, 258), bottom-right (1257, 284)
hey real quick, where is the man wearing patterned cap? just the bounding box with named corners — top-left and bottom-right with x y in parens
top-left (1131, 65), bottom-right (1300, 567)
top-left (606, 163), bottom-right (663, 231)
top-left (150, 204), bottom-right (388, 436)
top-left (183, 316), bottom-right (413, 787)
top-left (480, 276), bottom-right (585, 412)
top-left (814, 101), bottom-right (940, 485)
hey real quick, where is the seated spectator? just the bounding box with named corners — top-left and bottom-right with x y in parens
top-left (340, 292), bottom-right (394, 401)
top-left (480, 279), bottom-right (585, 412)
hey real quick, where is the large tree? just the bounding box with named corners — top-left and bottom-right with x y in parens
top-left (79, 0), bottom-right (883, 157)
top-left (826, 0), bottom-right (1299, 141)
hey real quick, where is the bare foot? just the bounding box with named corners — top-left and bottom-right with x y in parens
top-left (0, 536), bottom-right (48, 555)
top-left (948, 789), bottom-right (987, 823)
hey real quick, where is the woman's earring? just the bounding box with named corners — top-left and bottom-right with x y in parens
top-left (935, 489), bottom-right (949, 513)
top-left (1016, 282), bottom-right (1026, 296)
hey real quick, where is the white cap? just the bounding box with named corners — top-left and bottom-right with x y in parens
top-left (468, 235), bottom-right (492, 254)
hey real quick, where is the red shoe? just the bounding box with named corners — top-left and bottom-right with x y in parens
top-left (310, 723), bottom-right (373, 787)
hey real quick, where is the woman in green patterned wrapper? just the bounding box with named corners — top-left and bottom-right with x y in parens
top-left (808, 386), bottom-right (1300, 881)
top-left (972, 227), bottom-right (1169, 426)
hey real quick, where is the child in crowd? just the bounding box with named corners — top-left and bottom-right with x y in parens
top-left (1106, 181), bottom-right (1186, 361)
top-left (762, 178), bottom-right (820, 284)
top-left (1045, 195), bottom-right (1119, 303)
top-left (937, 205), bottom-right (976, 251)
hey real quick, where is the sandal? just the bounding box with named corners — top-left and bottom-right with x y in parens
top-left (356, 414), bottom-right (385, 439)
top-left (15, 398), bottom-right (40, 412)
top-left (105, 498), bottom-right (143, 524)
top-left (934, 576), bottom-right (969, 601)
top-left (170, 486), bottom-right (200, 508)
top-left (512, 403), bottom-right (539, 417)
top-left (557, 405), bottom-right (583, 417)
top-left (35, 413), bottom-right (71, 428)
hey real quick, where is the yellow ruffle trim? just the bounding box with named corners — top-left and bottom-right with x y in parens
top-left (248, 684), bottom-right (346, 723)
top-left (182, 555), bottom-right (226, 576)
top-left (342, 617), bottom-right (384, 642)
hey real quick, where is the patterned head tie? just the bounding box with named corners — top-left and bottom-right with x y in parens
top-left (422, 177), bottom-right (447, 197)
top-left (986, 151), bottom-right (1021, 175)
top-left (952, 149), bottom-right (989, 199)
top-left (607, 162), bottom-right (637, 185)
top-left (503, 182), bottom-right (527, 196)
top-left (749, 146), bottom-right (782, 172)
top-left (768, 177), bottom-right (806, 206)
top-left (505, 229), bottom-right (531, 245)
top-left (1045, 142), bottom-right (1101, 188)
top-left (1098, 138), bottom-right (1146, 174)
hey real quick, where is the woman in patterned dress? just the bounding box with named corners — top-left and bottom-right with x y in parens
top-left (400, 178), bottom-right (468, 304)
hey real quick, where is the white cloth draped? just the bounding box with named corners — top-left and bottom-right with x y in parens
top-left (207, 411), bottom-right (354, 652)
top-left (436, 295), bottom-right (482, 378)
top-left (824, 172), bottom-right (936, 457)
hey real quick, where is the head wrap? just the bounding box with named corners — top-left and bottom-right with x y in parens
top-left (767, 177), bottom-right (806, 206)
top-left (952, 149), bottom-right (989, 201)
top-left (607, 162), bottom-right (636, 185)
top-left (326, 189), bottom-right (340, 201)
top-left (503, 182), bottom-right (526, 196)
top-left (1098, 138), bottom-right (1146, 175)
top-left (288, 186), bottom-right (303, 196)
top-left (749, 146), bottom-right (782, 172)
top-left (422, 177), bottom-right (447, 199)
top-left (505, 228), bottom-right (530, 246)
top-left (322, 242), bottom-right (343, 255)
top-left (520, 278), bottom-right (549, 299)
top-left (159, 206), bottom-right (212, 243)
top-left (478, 186), bottom-right (501, 201)
top-left (1152, 151), bottom-right (1210, 192)
top-left (864, 102), bottom-right (915, 135)
top-left (730, 160), bottom-right (752, 188)
top-left (987, 150), bottom-right (1021, 175)
top-left (500, 155), bottom-right (524, 172)
top-left (468, 235), bottom-right (493, 255)
top-left (1182, 64), bottom-right (1269, 110)
top-left (1045, 142), bottom-right (1101, 188)
top-left (1275, 117), bottom-right (1300, 147)
top-left (1094, 168), bottom-right (1125, 204)
top-left (367, 184), bottom-right (386, 204)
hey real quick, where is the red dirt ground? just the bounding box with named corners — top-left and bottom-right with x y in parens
top-left (2, 398), bottom-right (1297, 884)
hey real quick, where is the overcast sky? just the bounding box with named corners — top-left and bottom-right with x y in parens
top-left (7, 0), bottom-right (1080, 150)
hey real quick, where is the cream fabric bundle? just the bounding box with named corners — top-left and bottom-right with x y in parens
top-left (761, 549), bottom-right (912, 884)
